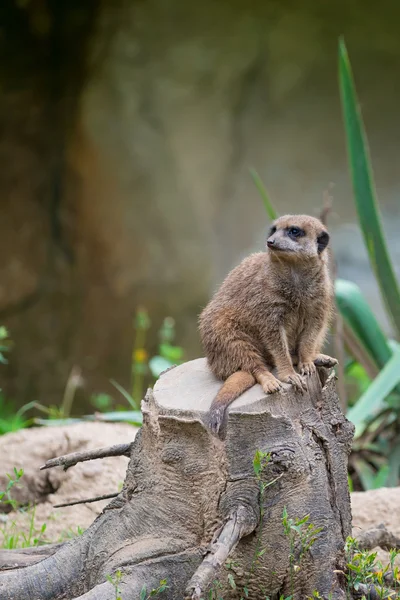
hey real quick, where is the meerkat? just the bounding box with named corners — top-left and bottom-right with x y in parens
top-left (199, 214), bottom-right (337, 435)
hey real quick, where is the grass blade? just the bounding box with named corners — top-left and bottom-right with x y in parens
top-left (249, 168), bottom-right (278, 221)
top-left (339, 39), bottom-right (400, 336)
top-left (110, 379), bottom-right (138, 410)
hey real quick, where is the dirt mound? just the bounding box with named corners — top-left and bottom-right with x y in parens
top-left (0, 422), bottom-right (136, 542)
top-left (351, 486), bottom-right (400, 565)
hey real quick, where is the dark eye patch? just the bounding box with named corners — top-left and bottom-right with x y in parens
top-left (269, 226), bottom-right (276, 236)
top-left (287, 226), bottom-right (305, 238)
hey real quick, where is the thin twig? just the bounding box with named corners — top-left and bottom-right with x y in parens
top-left (40, 443), bottom-right (132, 471)
top-left (319, 185), bottom-right (334, 227)
top-left (184, 505), bottom-right (258, 599)
top-left (53, 492), bottom-right (119, 508)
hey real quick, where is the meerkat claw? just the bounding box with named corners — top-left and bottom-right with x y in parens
top-left (280, 372), bottom-right (307, 393)
top-left (299, 361), bottom-right (317, 376)
top-left (258, 374), bottom-right (282, 395)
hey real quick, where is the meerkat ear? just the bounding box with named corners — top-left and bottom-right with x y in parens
top-left (317, 231), bottom-right (330, 253)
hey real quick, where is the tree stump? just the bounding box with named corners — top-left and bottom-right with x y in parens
top-left (0, 358), bottom-right (354, 600)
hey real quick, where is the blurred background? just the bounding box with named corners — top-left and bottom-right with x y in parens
top-left (1, 0), bottom-right (400, 480)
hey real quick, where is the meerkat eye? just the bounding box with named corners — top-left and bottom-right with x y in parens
top-left (269, 226), bottom-right (276, 236)
top-left (287, 227), bottom-right (304, 238)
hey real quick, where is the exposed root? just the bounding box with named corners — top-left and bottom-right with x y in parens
top-left (356, 523), bottom-right (400, 551)
top-left (0, 538), bottom-right (87, 599)
top-left (184, 505), bottom-right (258, 600)
top-left (0, 543), bottom-right (63, 569)
top-left (40, 443), bottom-right (132, 471)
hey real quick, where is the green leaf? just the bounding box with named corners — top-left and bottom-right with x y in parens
top-left (34, 411), bottom-right (143, 427)
top-left (335, 279), bottom-right (392, 372)
top-left (227, 573), bottom-right (236, 590)
top-left (372, 464), bottom-right (390, 489)
top-left (110, 379), bottom-right (137, 409)
top-left (159, 343), bottom-right (183, 362)
top-left (347, 474), bottom-right (354, 493)
top-left (352, 459), bottom-right (389, 491)
top-left (387, 443), bottom-right (400, 487)
top-left (338, 39), bottom-right (400, 337)
top-left (253, 450), bottom-right (262, 476)
top-left (148, 356), bottom-right (174, 378)
top-left (249, 168), bottom-right (278, 221)
top-left (140, 584), bottom-right (147, 600)
top-left (347, 347), bottom-right (400, 436)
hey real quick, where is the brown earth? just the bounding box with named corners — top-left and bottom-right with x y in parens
top-left (0, 422), bottom-right (136, 542)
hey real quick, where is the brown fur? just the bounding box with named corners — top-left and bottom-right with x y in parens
top-left (199, 214), bottom-right (337, 434)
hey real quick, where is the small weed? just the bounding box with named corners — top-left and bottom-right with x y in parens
top-left (106, 569), bottom-right (123, 600)
top-left (0, 466), bottom-right (24, 510)
top-left (139, 579), bottom-right (168, 599)
top-left (0, 468), bottom-right (49, 549)
top-left (345, 536), bottom-right (400, 599)
top-left (58, 525), bottom-right (85, 542)
top-left (220, 450), bottom-right (282, 600)
top-left (282, 508), bottom-right (323, 598)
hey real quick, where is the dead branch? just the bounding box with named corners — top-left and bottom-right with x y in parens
top-left (40, 443), bottom-right (132, 471)
top-left (53, 492), bottom-right (119, 508)
top-left (184, 504), bottom-right (258, 599)
top-left (356, 524), bottom-right (400, 551)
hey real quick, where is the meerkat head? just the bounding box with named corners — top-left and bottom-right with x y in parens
top-left (266, 214), bottom-right (330, 261)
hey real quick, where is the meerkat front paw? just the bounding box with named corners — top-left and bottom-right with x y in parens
top-left (313, 354), bottom-right (338, 368)
top-left (256, 372), bottom-right (282, 395)
top-left (278, 369), bottom-right (307, 392)
top-left (298, 361), bottom-right (317, 376)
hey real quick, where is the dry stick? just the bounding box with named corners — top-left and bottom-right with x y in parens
top-left (53, 492), bottom-right (119, 509)
top-left (184, 505), bottom-right (258, 600)
top-left (40, 443), bottom-right (132, 471)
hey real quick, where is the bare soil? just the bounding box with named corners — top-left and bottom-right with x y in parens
top-left (0, 422), bottom-right (136, 542)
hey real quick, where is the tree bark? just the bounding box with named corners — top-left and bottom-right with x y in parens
top-left (0, 358), bottom-right (354, 600)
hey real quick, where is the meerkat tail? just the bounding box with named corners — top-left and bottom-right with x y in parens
top-left (207, 371), bottom-right (256, 434)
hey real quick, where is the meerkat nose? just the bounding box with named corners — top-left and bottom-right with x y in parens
top-left (267, 239), bottom-right (275, 247)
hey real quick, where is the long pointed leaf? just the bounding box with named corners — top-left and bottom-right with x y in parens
top-left (347, 348), bottom-right (400, 436)
top-left (339, 39), bottom-right (400, 336)
top-left (335, 279), bottom-right (392, 371)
